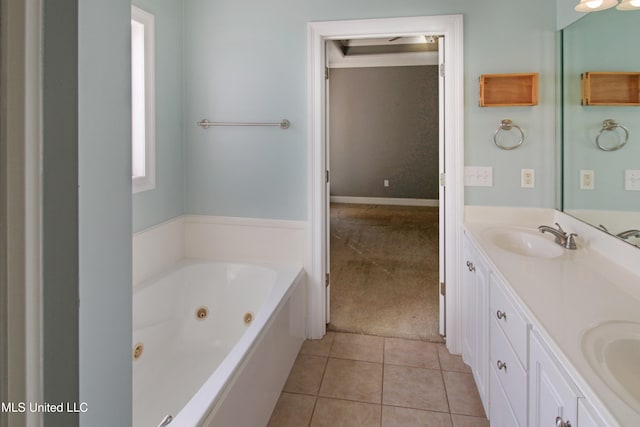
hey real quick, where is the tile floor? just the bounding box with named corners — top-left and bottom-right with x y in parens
top-left (267, 332), bottom-right (489, 427)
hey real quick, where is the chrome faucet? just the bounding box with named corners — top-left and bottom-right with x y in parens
top-left (538, 223), bottom-right (578, 249)
top-left (616, 229), bottom-right (640, 240)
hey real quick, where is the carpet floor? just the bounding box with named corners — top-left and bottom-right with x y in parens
top-left (328, 203), bottom-right (444, 342)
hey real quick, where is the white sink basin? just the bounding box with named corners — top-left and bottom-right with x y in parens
top-left (582, 321), bottom-right (640, 414)
top-left (482, 227), bottom-right (565, 259)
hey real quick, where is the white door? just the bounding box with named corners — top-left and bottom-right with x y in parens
top-left (438, 36), bottom-right (446, 337)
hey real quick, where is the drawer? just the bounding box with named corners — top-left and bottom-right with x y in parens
top-left (490, 274), bottom-right (529, 365)
top-left (491, 317), bottom-right (528, 427)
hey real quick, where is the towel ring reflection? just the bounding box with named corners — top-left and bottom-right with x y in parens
top-left (595, 119), bottom-right (628, 152)
top-left (493, 119), bottom-right (525, 150)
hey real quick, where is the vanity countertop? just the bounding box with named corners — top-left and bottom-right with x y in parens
top-left (464, 206), bottom-right (640, 427)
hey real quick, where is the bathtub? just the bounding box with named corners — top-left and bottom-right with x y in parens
top-left (132, 259), bottom-right (306, 427)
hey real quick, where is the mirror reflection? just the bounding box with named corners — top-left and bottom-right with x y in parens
top-left (562, 9), bottom-right (640, 248)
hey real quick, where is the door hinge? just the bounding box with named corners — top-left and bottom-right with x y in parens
top-left (325, 273), bottom-right (330, 287)
top-left (325, 67), bottom-right (329, 80)
top-left (440, 281), bottom-right (446, 296)
top-left (439, 63), bottom-right (445, 77)
top-left (439, 173), bottom-right (446, 186)
top-left (326, 170), bottom-right (330, 183)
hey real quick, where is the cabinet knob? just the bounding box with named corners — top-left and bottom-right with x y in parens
top-left (497, 360), bottom-right (507, 371)
top-left (466, 261), bottom-right (475, 272)
top-left (555, 416), bottom-right (572, 427)
top-left (496, 310), bottom-right (507, 321)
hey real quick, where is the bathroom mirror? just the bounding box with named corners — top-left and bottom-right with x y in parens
top-left (562, 9), bottom-right (640, 248)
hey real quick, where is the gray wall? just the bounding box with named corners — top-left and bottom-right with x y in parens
top-left (42, 1), bottom-right (79, 425)
top-left (78, 0), bottom-right (133, 425)
top-left (329, 66), bottom-right (439, 200)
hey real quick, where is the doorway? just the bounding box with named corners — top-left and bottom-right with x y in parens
top-left (308, 15), bottom-right (464, 354)
top-left (326, 40), bottom-right (442, 341)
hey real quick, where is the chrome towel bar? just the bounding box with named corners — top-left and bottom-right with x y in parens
top-left (197, 118), bottom-right (290, 129)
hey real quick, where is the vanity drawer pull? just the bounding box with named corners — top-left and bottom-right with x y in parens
top-left (497, 360), bottom-right (507, 371)
top-left (496, 310), bottom-right (507, 321)
top-left (466, 260), bottom-right (475, 272)
top-left (556, 416), bottom-right (572, 427)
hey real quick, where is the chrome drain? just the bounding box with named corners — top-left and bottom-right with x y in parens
top-left (133, 343), bottom-right (144, 361)
top-left (196, 306), bottom-right (209, 320)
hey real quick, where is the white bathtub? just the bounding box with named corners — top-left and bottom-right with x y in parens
top-left (132, 259), bottom-right (306, 427)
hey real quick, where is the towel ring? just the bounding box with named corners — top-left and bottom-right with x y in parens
top-left (493, 119), bottom-right (525, 150)
top-left (595, 119), bottom-right (628, 152)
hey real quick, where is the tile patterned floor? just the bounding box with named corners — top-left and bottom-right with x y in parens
top-left (268, 332), bottom-right (489, 427)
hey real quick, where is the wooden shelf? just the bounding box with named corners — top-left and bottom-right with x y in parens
top-left (479, 73), bottom-right (538, 107)
top-left (581, 72), bottom-right (640, 106)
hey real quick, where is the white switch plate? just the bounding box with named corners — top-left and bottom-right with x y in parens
top-left (521, 169), bottom-right (535, 188)
top-left (580, 170), bottom-right (595, 190)
top-left (625, 169), bottom-right (640, 191)
top-left (464, 166), bottom-right (493, 187)
top-left (383, 179), bottom-right (389, 187)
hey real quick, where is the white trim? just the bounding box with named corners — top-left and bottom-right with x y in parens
top-left (330, 196), bottom-right (439, 207)
top-left (184, 214), bottom-right (307, 230)
top-left (131, 5), bottom-right (156, 194)
top-left (308, 16), bottom-right (464, 353)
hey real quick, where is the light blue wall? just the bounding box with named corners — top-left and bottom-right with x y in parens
top-left (557, 0), bottom-right (585, 30)
top-left (78, 0), bottom-right (133, 425)
top-left (562, 9), bottom-right (640, 212)
top-left (132, 0), bottom-right (185, 232)
top-left (181, 0), bottom-right (558, 220)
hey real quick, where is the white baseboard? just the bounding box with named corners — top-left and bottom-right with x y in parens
top-left (330, 196), bottom-right (439, 207)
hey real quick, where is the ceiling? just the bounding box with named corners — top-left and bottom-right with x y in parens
top-left (327, 35), bottom-right (441, 68)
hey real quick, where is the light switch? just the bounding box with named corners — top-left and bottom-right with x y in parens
top-left (464, 166), bottom-right (493, 187)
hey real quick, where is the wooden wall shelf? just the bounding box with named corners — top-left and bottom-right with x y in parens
top-left (581, 72), bottom-right (640, 106)
top-left (479, 73), bottom-right (539, 107)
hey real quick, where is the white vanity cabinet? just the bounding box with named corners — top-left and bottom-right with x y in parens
top-left (461, 231), bottom-right (489, 414)
top-left (578, 399), bottom-right (606, 427)
top-left (529, 330), bottom-right (581, 427)
top-left (489, 273), bottom-right (530, 426)
top-left (462, 225), bottom-right (613, 427)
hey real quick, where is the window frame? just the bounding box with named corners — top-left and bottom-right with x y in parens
top-left (131, 5), bottom-right (156, 193)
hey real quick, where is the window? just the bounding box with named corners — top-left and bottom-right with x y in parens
top-left (131, 6), bottom-right (155, 193)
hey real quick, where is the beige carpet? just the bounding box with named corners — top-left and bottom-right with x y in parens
top-left (328, 203), bottom-right (443, 342)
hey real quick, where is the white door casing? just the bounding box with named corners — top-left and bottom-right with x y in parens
top-left (438, 35), bottom-right (446, 337)
top-left (307, 15), bottom-right (464, 355)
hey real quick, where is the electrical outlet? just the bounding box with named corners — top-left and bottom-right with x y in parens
top-left (580, 170), bottom-right (595, 190)
top-left (383, 179), bottom-right (390, 187)
top-left (521, 169), bottom-right (535, 188)
top-left (625, 170), bottom-right (640, 191)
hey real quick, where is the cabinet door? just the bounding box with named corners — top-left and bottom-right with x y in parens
top-left (490, 365), bottom-right (521, 426)
top-left (461, 232), bottom-right (489, 415)
top-left (461, 233), bottom-right (476, 367)
top-left (578, 399), bottom-right (606, 427)
top-left (529, 331), bottom-right (581, 427)
top-left (473, 256), bottom-right (489, 413)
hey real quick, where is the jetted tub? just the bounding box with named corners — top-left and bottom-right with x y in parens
top-left (132, 259), bottom-right (306, 427)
